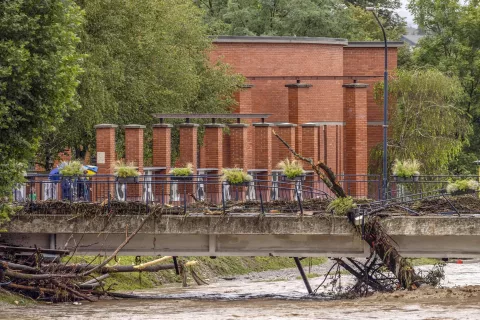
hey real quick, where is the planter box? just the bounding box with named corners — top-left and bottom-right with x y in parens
top-left (451, 189), bottom-right (477, 196)
top-left (393, 175), bottom-right (419, 183)
top-left (171, 176), bottom-right (193, 181)
top-left (281, 175), bottom-right (305, 182)
top-left (116, 176), bottom-right (138, 184)
top-left (227, 181), bottom-right (250, 187)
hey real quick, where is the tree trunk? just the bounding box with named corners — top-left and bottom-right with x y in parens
top-left (273, 130), bottom-right (421, 290)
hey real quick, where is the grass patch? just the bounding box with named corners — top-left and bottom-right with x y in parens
top-left (0, 289), bottom-right (33, 306)
top-left (407, 258), bottom-right (442, 266)
top-left (295, 272), bottom-right (320, 280)
top-left (64, 256), bottom-right (328, 291)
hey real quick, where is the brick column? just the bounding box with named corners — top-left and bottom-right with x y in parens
top-left (94, 124), bottom-right (117, 202)
top-left (179, 123), bottom-right (199, 169)
top-left (125, 124), bottom-right (145, 200)
top-left (253, 123), bottom-right (274, 201)
top-left (301, 123), bottom-right (320, 199)
top-left (301, 123), bottom-right (320, 166)
top-left (286, 82), bottom-right (313, 155)
top-left (204, 124), bottom-right (225, 202)
top-left (344, 83), bottom-right (369, 198)
top-left (276, 123), bottom-right (297, 162)
top-left (153, 124), bottom-right (172, 203)
top-left (228, 124), bottom-right (249, 169)
top-left (178, 123), bottom-right (199, 205)
top-left (235, 84), bottom-right (255, 169)
top-left (276, 123), bottom-right (297, 200)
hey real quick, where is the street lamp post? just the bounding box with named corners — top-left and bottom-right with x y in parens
top-left (366, 7), bottom-right (388, 201)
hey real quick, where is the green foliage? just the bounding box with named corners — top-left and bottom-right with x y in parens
top-left (66, 255), bottom-right (328, 291)
top-left (326, 196), bottom-right (357, 216)
top-left (0, 0), bottom-right (84, 195)
top-left (392, 159), bottom-right (421, 178)
top-left (170, 163), bottom-right (194, 177)
top-left (221, 168), bottom-right (253, 184)
top-left (408, 0), bottom-right (480, 173)
top-left (0, 202), bottom-right (21, 232)
top-left (55, 0), bottom-right (244, 164)
top-left (114, 161), bottom-right (139, 178)
top-left (446, 179), bottom-right (479, 194)
top-left (59, 161), bottom-right (84, 176)
top-left (196, 0), bottom-right (405, 40)
top-left (277, 158), bottom-right (305, 179)
top-left (371, 69), bottom-right (471, 175)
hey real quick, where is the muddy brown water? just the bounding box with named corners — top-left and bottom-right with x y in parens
top-left (2, 262), bottom-right (480, 320)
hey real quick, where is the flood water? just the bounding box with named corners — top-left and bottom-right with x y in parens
top-left (2, 261), bottom-right (480, 320)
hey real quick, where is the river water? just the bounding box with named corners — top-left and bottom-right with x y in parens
top-left (2, 261), bottom-right (480, 320)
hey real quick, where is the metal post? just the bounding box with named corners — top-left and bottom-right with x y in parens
top-left (367, 7), bottom-right (388, 201)
top-left (183, 180), bottom-right (187, 215)
top-left (293, 257), bottom-right (313, 294)
top-left (259, 184), bottom-right (265, 214)
top-left (173, 256), bottom-right (180, 275)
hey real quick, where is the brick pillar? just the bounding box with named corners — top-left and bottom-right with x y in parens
top-left (124, 125), bottom-right (145, 200)
top-left (204, 124), bottom-right (225, 202)
top-left (153, 124), bottom-right (172, 203)
top-left (235, 84), bottom-right (255, 169)
top-left (301, 123), bottom-right (320, 166)
top-left (276, 123), bottom-right (297, 162)
top-left (94, 124), bottom-right (117, 202)
top-left (276, 123), bottom-right (297, 200)
top-left (286, 82), bottom-right (313, 155)
top-left (178, 123), bottom-right (199, 205)
top-left (228, 124), bottom-right (249, 169)
top-left (179, 123), bottom-right (199, 168)
top-left (301, 123), bottom-right (320, 199)
top-left (344, 83), bottom-right (369, 198)
top-left (253, 123), bottom-right (273, 201)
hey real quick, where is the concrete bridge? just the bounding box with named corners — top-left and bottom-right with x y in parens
top-left (3, 214), bottom-right (480, 258)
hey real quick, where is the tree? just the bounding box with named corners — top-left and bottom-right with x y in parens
top-left (0, 0), bottom-right (83, 193)
top-left (42, 0), bottom-right (243, 165)
top-left (408, 0), bottom-right (480, 173)
top-left (371, 69), bottom-right (471, 174)
top-left (197, 0), bottom-right (405, 40)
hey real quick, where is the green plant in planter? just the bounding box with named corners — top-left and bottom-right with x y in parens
top-left (446, 179), bottom-right (479, 194)
top-left (326, 196), bottom-right (357, 216)
top-left (170, 163), bottom-right (194, 177)
top-left (277, 158), bottom-right (305, 179)
top-left (114, 161), bottom-right (139, 178)
top-left (392, 159), bottom-right (421, 179)
top-left (221, 168), bottom-right (253, 185)
top-left (59, 161), bottom-right (84, 176)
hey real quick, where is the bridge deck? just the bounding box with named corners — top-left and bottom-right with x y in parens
top-left (4, 214), bottom-right (480, 258)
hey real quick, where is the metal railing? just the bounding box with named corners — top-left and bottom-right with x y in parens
top-left (13, 173), bottom-right (479, 210)
top-left (14, 172), bottom-right (339, 214)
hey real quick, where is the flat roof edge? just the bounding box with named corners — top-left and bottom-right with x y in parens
top-left (212, 35), bottom-right (348, 46)
top-left (347, 41), bottom-right (405, 48)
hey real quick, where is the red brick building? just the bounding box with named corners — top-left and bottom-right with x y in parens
top-left (94, 36), bottom-right (402, 199)
top-left (208, 36), bottom-right (401, 179)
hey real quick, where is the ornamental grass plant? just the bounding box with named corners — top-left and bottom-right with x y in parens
top-left (221, 168), bottom-right (253, 185)
top-left (326, 196), bottom-right (357, 216)
top-left (392, 159), bottom-right (421, 178)
top-left (170, 163), bottom-right (194, 177)
top-left (59, 161), bottom-right (84, 176)
top-left (114, 161), bottom-right (139, 178)
top-left (446, 179), bottom-right (479, 194)
top-left (277, 158), bottom-right (305, 179)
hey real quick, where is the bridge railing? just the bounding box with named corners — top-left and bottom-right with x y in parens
top-left (14, 173), bottom-right (338, 210)
top-left (13, 173), bottom-right (477, 210)
top-left (387, 175), bottom-right (479, 200)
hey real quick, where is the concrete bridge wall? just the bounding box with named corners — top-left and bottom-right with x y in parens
top-left (3, 215), bottom-right (480, 258)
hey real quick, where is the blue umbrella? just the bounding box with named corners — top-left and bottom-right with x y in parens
top-left (49, 167), bottom-right (61, 181)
